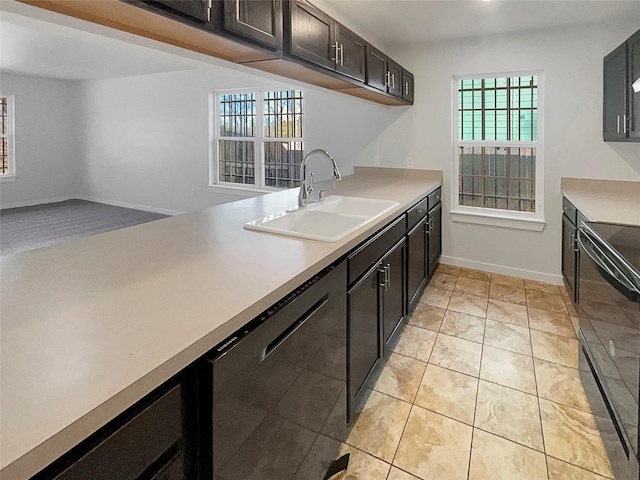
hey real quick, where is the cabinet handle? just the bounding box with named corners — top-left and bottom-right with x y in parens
top-left (331, 41), bottom-right (339, 62)
top-left (404, 81), bottom-right (409, 96)
top-left (207, 0), bottom-right (212, 21)
top-left (385, 72), bottom-right (391, 88)
top-left (623, 114), bottom-right (628, 134)
top-left (617, 115), bottom-right (621, 134)
top-left (391, 73), bottom-right (396, 89)
top-left (339, 43), bottom-right (344, 66)
top-left (429, 217), bottom-right (434, 233)
top-left (385, 264), bottom-right (391, 290)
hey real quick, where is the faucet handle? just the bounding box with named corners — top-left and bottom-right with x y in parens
top-left (319, 190), bottom-right (326, 201)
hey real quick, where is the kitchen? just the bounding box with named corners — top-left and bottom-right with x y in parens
top-left (1, 0), bottom-right (639, 479)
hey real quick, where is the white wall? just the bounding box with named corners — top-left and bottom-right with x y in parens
top-left (77, 64), bottom-right (401, 214)
top-left (0, 73), bottom-right (81, 207)
top-left (356, 20), bottom-right (640, 282)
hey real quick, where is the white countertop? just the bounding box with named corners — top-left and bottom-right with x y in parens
top-left (0, 167), bottom-right (442, 480)
top-left (561, 178), bottom-right (640, 226)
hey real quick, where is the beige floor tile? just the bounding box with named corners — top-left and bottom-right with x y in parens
top-left (528, 307), bottom-right (576, 338)
top-left (393, 406), bottom-right (472, 480)
top-left (414, 364), bottom-right (478, 425)
top-left (459, 268), bottom-right (492, 282)
top-left (439, 310), bottom-right (485, 343)
top-left (296, 436), bottom-right (391, 480)
top-left (454, 276), bottom-right (490, 297)
top-left (484, 319), bottom-right (532, 356)
top-left (392, 325), bottom-right (438, 362)
top-left (534, 358), bottom-right (591, 412)
top-left (539, 399), bottom-right (614, 478)
top-left (436, 264), bottom-right (461, 276)
top-left (346, 390), bottom-right (412, 463)
top-left (491, 273), bottom-right (525, 288)
top-left (407, 304), bottom-right (445, 332)
top-left (373, 353), bottom-right (427, 403)
top-left (531, 329), bottom-right (579, 369)
top-left (524, 279), bottom-right (563, 295)
top-left (526, 290), bottom-right (568, 314)
top-left (468, 429), bottom-right (548, 480)
top-left (486, 299), bottom-right (528, 328)
top-left (565, 298), bottom-right (579, 317)
top-left (447, 291), bottom-right (488, 317)
top-left (419, 286), bottom-right (452, 309)
top-left (430, 272), bottom-right (457, 291)
top-left (387, 467), bottom-right (422, 480)
top-left (546, 456), bottom-right (612, 479)
top-left (429, 333), bottom-right (483, 377)
top-left (474, 380), bottom-right (544, 451)
top-left (480, 345), bottom-right (536, 395)
top-left (489, 282), bottom-right (527, 305)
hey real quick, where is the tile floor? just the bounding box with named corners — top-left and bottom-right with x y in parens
top-left (333, 264), bottom-right (615, 480)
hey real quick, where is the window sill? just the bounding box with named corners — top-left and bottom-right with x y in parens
top-left (0, 175), bottom-right (16, 183)
top-left (207, 183), bottom-right (286, 197)
top-left (450, 207), bottom-right (546, 231)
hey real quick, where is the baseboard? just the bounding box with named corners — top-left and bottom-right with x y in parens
top-left (440, 255), bottom-right (563, 285)
top-left (74, 196), bottom-right (184, 216)
top-left (0, 196), bottom-right (73, 210)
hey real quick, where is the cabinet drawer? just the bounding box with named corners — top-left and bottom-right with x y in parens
top-left (49, 385), bottom-right (184, 480)
top-left (406, 197), bottom-right (428, 230)
top-left (348, 215), bottom-right (405, 285)
top-left (428, 187), bottom-right (442, 210)
top-left (562, 197), bottom-right (577, 226)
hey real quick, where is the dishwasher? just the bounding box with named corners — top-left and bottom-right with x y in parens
top-left (201, 260), bottom-right (348, 480)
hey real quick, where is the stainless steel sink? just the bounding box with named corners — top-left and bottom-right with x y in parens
top-left (243, 195), bottom-right (399, 242)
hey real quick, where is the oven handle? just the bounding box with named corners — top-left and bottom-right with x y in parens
top-left (577, 228), bottom-right (640, 302)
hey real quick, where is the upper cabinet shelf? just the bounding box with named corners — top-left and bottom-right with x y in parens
top-left (603, 28), bottom-right (640, 142)
top-left (16, 0), bottom-right (414, 106)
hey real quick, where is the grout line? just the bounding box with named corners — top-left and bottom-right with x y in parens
top-left (532, 356), bottom-right (551, 480)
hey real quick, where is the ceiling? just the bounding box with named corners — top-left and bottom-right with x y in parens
top-left (1, 1), bottom-right (639, 81)
top-left (317, 0), bottom-right (640, 48)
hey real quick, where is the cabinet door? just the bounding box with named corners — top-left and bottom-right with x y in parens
top-left (603, 42), bottom-right (628, 141)
top-left (562, 214), bottom-right (577, 303)
top-left (149, 0), bottom-right (210, 22)
top-left (366, 45), bottom-right (387, 92)
top-left (381, 239), bottom-right (405, 350)
top-left (406, 219), bottom-right (427, 313)
top-left (335, 23), bottom-right (366, 81)
top-left (348, 264), bottom-right (382, 414)
top-left (223, 0), bottom-right (282, 50)
top-left (387, 59), bottom-right (402, 98)
top-left (427, 203), bottom-right (442, 277)
top-left (402, 69), bottom-right (414, 103)
top-left (288, 0), bottom-right (334, 70)
top-left (629, 30), bottom-right (640, 139)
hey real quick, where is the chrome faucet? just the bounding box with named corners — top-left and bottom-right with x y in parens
top-left (298, 149), bottom-right (342, 207)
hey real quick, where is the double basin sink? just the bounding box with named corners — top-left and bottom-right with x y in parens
top-left (244, 195), bottom-right (399, 242)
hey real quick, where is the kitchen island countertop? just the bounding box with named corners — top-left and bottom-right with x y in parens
top-left (0, 166), bottom-right (442, 480)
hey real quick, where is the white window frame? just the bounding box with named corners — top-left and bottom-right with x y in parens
top-left (208, 88), bottom-right (304, 197)
top-left (1, 95), bottom-right (16, 182)
top-left (450, 71), bottom-right (545, 231)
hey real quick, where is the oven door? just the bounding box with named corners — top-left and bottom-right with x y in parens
top-left (577, 224), bottom-right (640, 480)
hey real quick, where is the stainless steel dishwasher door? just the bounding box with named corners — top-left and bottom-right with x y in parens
top-left (207, 261), bottom-right (348, 480)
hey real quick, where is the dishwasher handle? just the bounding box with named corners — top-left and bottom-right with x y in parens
top-left (578, 227), bottom-right (640, 303)
top-left (260, 296), bottom-right (329, 361)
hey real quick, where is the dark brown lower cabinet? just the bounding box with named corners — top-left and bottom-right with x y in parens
top-left (427, 202), bottom-right (442, 277)
top-left (33, 370), bottom-right (202, 480)
top-left (406, 217), bottom-right (427, 313)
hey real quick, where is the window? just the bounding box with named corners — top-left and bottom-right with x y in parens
top-left (452, 73), bottom-right (544, 230)
top-left (212, 89), bottom-right (303, 191)
top-left (1, 95), bottom-right (15, 180)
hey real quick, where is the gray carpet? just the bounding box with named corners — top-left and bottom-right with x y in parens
top-left (0, 199), bottom-right (169, 256)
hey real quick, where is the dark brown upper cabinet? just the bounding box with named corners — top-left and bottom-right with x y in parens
top-left (402, 69), bottom-right (414, 103)
top-left (603, 29), bottom-right (640, 142)
top-left (138, 0), bottom-right (212, 24)
top-left (222, 0), bottom-right (283, 51)
top-left (288, 0), bottom-right (366, 81)
top-left (365, 45), bottom-right (412, 100)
